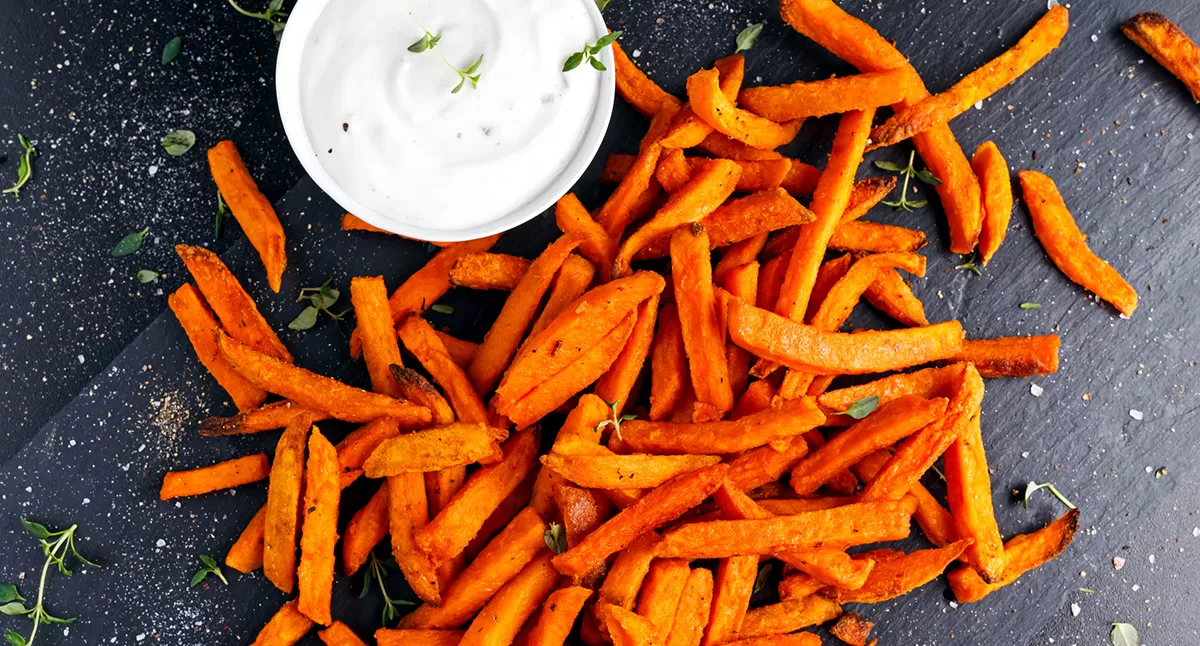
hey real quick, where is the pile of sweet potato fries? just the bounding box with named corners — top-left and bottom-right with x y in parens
top-left (160, 1), bottom-right (1146, 644)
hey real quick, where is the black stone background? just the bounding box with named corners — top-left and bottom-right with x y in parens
top-left (0, 0), bottom-right (1198, 644)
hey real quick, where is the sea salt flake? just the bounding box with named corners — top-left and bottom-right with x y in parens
top-left (1071, 603), bottom-right (1081, 617)
top-left (1090, 34), bottom-right (1098, 42)
top-left (1149, 554), bottom-right (1155, 564)
top-left (974, 100), bottom-right (983, 110)
top-left (1129, 409), bottom-right (1143, 420)
top-left (1030, 383), bottom-right (1044, 397)
top-left (1193, 527), bottom-right (1199, 537)
top-left (1132, 584), bottom-right (1140, 591)
top-left (156, 539), bottom-right (166, 547)
top-left (148, 165), bottom-right (158, 177)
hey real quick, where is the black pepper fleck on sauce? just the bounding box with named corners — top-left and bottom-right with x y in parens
top-left (342, 122), bottom-right (349, 132)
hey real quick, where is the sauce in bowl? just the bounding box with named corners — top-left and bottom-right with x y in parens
top-left (286, 0), bottom-right (611, 238)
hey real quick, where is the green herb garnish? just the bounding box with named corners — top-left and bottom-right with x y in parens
top-left (544, 522), bottom-right (568, 555)
top-left (162, 36), bottom-right (182, 65)
top-left (430, 303), bottom-right (454, 315)
top-left (190, 554), bottom-right (228, 587)
top-left (595, 0), bottom-right (612, 11)
top-left (289, 278), bottom-right (350, 330)
top-left (875, 150), bottom-right (940, 212)
top-left (1, 519), bottom-right (98, 646)
top-left (215, 190), bottom-right (228, 240)
top-left (1155, 466), bottom-right (1167, 479)
top-left (1020, 302), bottom-right (1041, 310)
top-left (359, 550), bottom-right (415, 626)
top-left (735, 23), bottom-right (764, 54)
top-left (3, 135), bottom-right (36, 198)
top-left (564, 32), bottom-right (621, 72)
top-left (1109, 622), bottom-right (1138, 646)
top-left (752, 563), bottom-right (773, 594)
top-left (596, 398), bottom-right (636, 441)
top-left (955, 255), bottom-right (983, 277)
top-left (136, 270), bottom-right (159, 284)
top-left (407, 13), bottom-right (484, 93)
top-left (835, 396), bottom-right (879, 420)
top-left (1022, 481), bottom-right (1076, 510)
top-left (161, 130), bottom-right (196, 156)
top-left (228, 0), bottom-right (288, 41)
top-left (111, 227), bottom-right (149, 257)
top-left (1079, 587), bottom-right (1095, 594)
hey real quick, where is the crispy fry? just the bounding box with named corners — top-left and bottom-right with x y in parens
top-left (595, 294), bottom-right (661, 414)
top-left (402, 506), bottom-right (548, 628)
top-left (351, 275), bottom-right (406, 398)
top-left (828, 221), bottom-right (928, 253)
top-left (250, 599), bottom-right (315, 646)
top-left (688, 68), bottom-right (804, 150)
top-left (1019, 170), bottom-right (1138, 317)
top-left (948, 509), bottom-right (1079, 602)
top-left (216, 332), bottom-right (430, 426)
top-left (208, 141), bottom-right (286, 292)
top-left (554, 481), bottom-right (615, 551)
top-left (436, 331), bottom-right (478, 368)
top-left (553, 464), bottom-right (728, 580)
top-left (953, 336), bottom-right (1060, 378)
top-left (544, 453), bottom-right (722, 490)
top-left (297, 429), bottom-right (340, 625)
top-left (556, 193), bottom-right (617, 280)
top-left (458, 471), bottom-right (532, 557)
top-left (1123, 12), bottom-right (1200, 101)
top-left (656, 498), bottom-right (916, 559)
top-left (764, 177), bottom-right (897, 261)
top-left (169, 284), bottom-right (267, 411)
top-left (721, 262), bottom-right (758, 399)
top-left (851, 450), bottom-right (956, 548)
top-left (264, 413), bottom-right (311, 593)
top-left (698, 131), bottom-right (784, 161)
top-left (317, 621), bottom-right (367, 646)
top-left (663, 568), bottom-right (712, 646)
top-left (826, 542), bottom-right (970, 604)
top-left (870, 6), bottom-right (1069, 149)
top-left (703, 555), bottom-right (758, 646)
top-left (944, 412), bottom-right (1004, 582)
top-left (341, 483), bottom-right (388, 576)
top-left (639, 189), bottom-right (815, 260)
top-left (828, 611), bottom-right (873, 646)
top-left (227, 506), bottom-right (267, 573)
top-left (160, 453), bottom-right (269, 500)
top-left (605, 604), bottom-right (661, 646)
top-left (614, 397), bottom-right (824, 454)
top-left (777, 573), bottom-right (825, 602)
top-left (650, 304), bottom-right (688, 421)
top-left (551, 394), bottom-right (612, 456)
top-left (819, 363), bottom-right (966, 413)
top-left (662, 54), bottom-right (746, 149)
top-left (389, 366), bottom-right (455, 426)
top-left (714, 233), bottom-right (768, 286)
top-left (621, 154), bottom-right (794, 195)
top-left (426, 462), bottom-right (468, 586)
top-left (376, 630), bottom-right (465, 646)
top-left (780, 159), bottom-right (822, 196)
top-left (527, 586), bottom-right (593, 646)
top-left (864, 268), bottom-right (929, 327)
top-left (461, 549), bottom-right (560, 646)
top-left (334, 417), bottom-right (402, 486)
top-left (671, 224), bottom-right (733, 420)
top-left (723, 635), bottom-right (822, 646)
top-left (529, 254), bottom-right (597, 339)
top-left (364, 424), bottom-right (508, 477)
top-left (740, 67), bottom-right (922, 121)
top-left (613, 41), bottom-right (682, 118)
top-left (790, 396), bottom-right (947, 495)
top-left (450, 253), bottom-right (531, 291)
top-left (725, 435), bottom-right (808, 492)
top-left (416, 429), bottom-right (540, 564)
top-left (729, 379), bottom-right (778, 421)
top-left (468, 234), bottom-right (584, 394)
top-left (738, 596), bottom-right (842, 639)
top-left (176, 244), bottom-right (291, 361)
top-left (613, 160), bottom-right (741, 278)
top-left (398, 314), bottom-right (488, 424)
top-left (199, 400), bottom-right (325, 437)
top-left (732, 300), bottom-right (963, 374)
top-left (972, 141), bottom-right (1013, 265)
top-left (636, 559), bottom-right (692, 642)
top-left (341, 212), bottom-right (396, 235)
top-left (597, 106), bottom-right (678, 240)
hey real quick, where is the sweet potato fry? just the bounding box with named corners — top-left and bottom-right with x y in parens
top-left (527, 586), bottom-right (593, 646)
top-left (638, 189), bottom-right (815, 261)
top-left (614, 397), bottom-right (823, 455)
top-left (613, 41), bottom-right (682, 118)
top-left (738, 596), bottom-right (842, 639)
top-left (553, 464), bottom-right (728, 580)
top-left (176, 244), bottom-right (291, 361)
top-left (827, 542), bottom-right (971, 604)
top-left (528, 254), bottom-right (597, 340)
top-left (227, 506), bottom-right (267, 573)
top-left (416, 429), bottom-right (540, 564)
top-left (636, 559), bottom-right (692, 642)
top-left (199, 400), bottom-right (325, 437)
top-left (714, 233), bottom-right (768, 285)
top-left (160, 453), bottom-right (269, 500)
top-left (790, 396), bottom-right (947, 495)
top-left (613, 159), bottom-right (741, 278)
top-left (595, 294), bottom-right (661, 413)
top-left (777, 572), bottom-right (824, 602)
top-left (725, 435), bottom-right (808, 492)
top-left (859, 363), bottom-right (983, 502)
top-left (629, 153), bottom-right (793, 195)
top-left (543, 453), bottom-right (722, 490)
top-left (828, 221), bottom-right (928, 253)
top-left (250, 599), bottom-right (315, 646)
top-left (671, 224), bottom-right (733, 420)
top-left (739, 67), bottom-right (922, 121)
top-left (605, 605), bottom-right (661, 646)
top-left (350, 275), bottom-right (406, 398)
top-left (333, 417), bottom-right (402, 487)
top-left (819, 363), bottom-right (966, 414)
top-left (850, 450), bottom-right (955, 548)
top-left (944, 411), bottom-right (1004, 582)
top-left (972, 141), bottom-right (1013, 266)
top-left (662, 54), bottom-right (746, 149)
top-left (780, 159), bottom-right (821, 196)
top-left (596, 106), bottom-right (677, 240)
top-left (461, 550), bottom-right (560, 646)
top-left (763, 178), bottom-right (896, 262)
top-left (398, 314), bottom-right (488, 424)
top-left (703, 555), bottom-right (759, 646)
top-left (216, 332), bottom-right (430, 426)
top-left (402, 506), bottom-right (548, 628)
top-left (208, 140), bottom-right (286, 293)
top-left (688, 68), bottom-right (804, 150)
top-left (387, 367), bottom-right (454, 427)
top-left (732, 300), bottom-right (963, 374)
top-left (468, 234), bottom-right (584, 394)
top-left (595, 531), bottom-right (663, 633)
top-left (656, 498), bottom-right (916, 559)
top-left (264, 412), bottom-right (311, 593)
top-left (169, 284), bottom-right (267, 411)
top-left (376, 630), bottom-right (465, 646)
top-left (436, 331), bottom-right (478, 368)
top-left (317, 621), bottom-right (367, 646)
top-left (340, 212), bottom-right (396, 235)
top-left (341, 483), bottom-right (388, 576)
top-left (426, 462), bottom-right (468, 586)
top-left (364, 424), bottom-right (508, 477)
top-left (721, 262), bottom-right (758, 399)
top-left (953, 336), bottom-right (1060, 378)
top-left (864, 268), bottom-right (928, 327)
top-left (554, 481), bottom-right (615, 550)
top-left (829, 611), bottom-right (873, 646)
top-left (297, 429), bottom-right (340, 625)
top-left (1019, 170), bottom-right (1138, 317)
top-left (724, 635), bottom-right (822, 646)
top-left (1123, 12), bottom-right (1200, 101)
top-left (870, 6), bottom-right (1069, 149)
top-left (556, 193), bottom-right (618, 279)
top-left (650, 304), bottom-right (688, 421)
top-left (948, 509), bottom-right (1079, 603)
top-left (663, 568), bottom-right (712, 646)
top-left (698, 131), bottom-right (784, 161)
top-left (450, 253), bottom-right (530, 291)
top-left (550, 394), bottom-right (612, 456)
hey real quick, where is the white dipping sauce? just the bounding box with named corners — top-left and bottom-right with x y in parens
top-left (300, 0), bottom-right (603, 231)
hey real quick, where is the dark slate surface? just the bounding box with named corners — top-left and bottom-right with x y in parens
top-left (1, 0), bottom-right (1199, 644)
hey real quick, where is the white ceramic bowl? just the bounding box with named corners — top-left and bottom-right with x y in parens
top-left (276, 0), bottom-right (616, 242)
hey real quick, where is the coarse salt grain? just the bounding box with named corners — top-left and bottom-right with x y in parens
top-left (1030, 383), bottom-right (1044, 397)
top-left (156, 538), bottom-right (166, 547)
top-left (1193, 527), bottom-right (1199, 537)
top-left (1132, 584), bottom-right (1140, 591)
top-left (1071, 603), bottom-right (1081, 617)
top-left (1091, 34), bottom-right (1098, 42)
top-left (1130, 409), bottom-right (1144, 420)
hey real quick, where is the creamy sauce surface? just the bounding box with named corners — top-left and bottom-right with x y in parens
top-left (301, 0), bottom-right (603, 230)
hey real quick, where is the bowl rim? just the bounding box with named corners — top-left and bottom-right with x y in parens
top-left (275, 0), bottom-right (616, 243)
